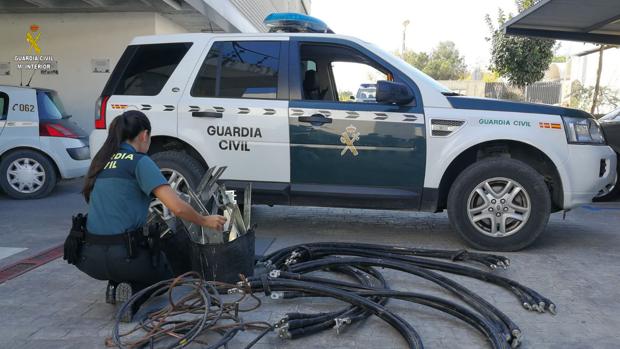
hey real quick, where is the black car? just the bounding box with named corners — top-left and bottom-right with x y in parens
top-left (597, 108), bottom-right (620, 200)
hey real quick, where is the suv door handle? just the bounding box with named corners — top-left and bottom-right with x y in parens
top-left (192, 111), bottom-right (223, 118)
top-left (298, 113), bottom-right (332, 125)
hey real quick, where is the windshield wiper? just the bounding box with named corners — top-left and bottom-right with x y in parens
top-left (441, 92), bottom-right (461, 96)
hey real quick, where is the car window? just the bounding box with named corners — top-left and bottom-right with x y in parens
top-left (37, 91), bottom-right (67, 120)
top-left (0, 91), bottom-right (7, 120)
top-left (298, 43), bottom-right (393, 103)
top-left (191, 41), bottom-right (281, 99)
top-left (112, 43), bottom-right (192, 96)
top-left (601, 108), bottom-right (620, 121)
top-left (331, 63), bottom-right (385, 102)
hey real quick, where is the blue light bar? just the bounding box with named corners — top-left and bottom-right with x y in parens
top-left (264, 12), bottom-right (334, 34)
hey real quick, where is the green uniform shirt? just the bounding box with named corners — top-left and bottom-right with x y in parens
top-left (86, 143), bottom-right (168, 235)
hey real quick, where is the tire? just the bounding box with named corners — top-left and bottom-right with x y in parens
top-left (0, 149), bottom-right (58, 199)
top-left (593, 156), bottom-right (619, 202)
top-left (151, 150), bottom-right (206, 191)
top-left (447, 158), bottom-right (551, 251)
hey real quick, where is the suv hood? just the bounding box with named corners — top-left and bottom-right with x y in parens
top-left (446, 96), bottom-right (592, 119)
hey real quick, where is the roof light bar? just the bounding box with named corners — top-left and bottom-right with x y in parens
top-left (264, 13), bottom-right (334, 34)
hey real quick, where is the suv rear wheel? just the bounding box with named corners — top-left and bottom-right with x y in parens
top-left (447, 158), bottom-right (551, 251)
top-left (0, 149), bottom-right (57, 199)
top-left (150, 151), bottom-right (205, 220)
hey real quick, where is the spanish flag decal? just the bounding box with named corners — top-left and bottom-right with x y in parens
top-left (539, 122), bottom-right (561, 130)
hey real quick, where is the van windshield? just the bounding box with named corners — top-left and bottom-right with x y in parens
top-left (37, 90), bottom-right (68, 120)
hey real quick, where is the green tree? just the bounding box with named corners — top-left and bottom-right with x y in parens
top-left (398, 41), bottom-right (467, 80)
top-left (338, 90), bottom-right (354, 102)
top-left (485, 0), bottom-right (555, 88)
top-left (570, 80), bottom-right (620, 115)
top-left (424, 41), bottom-right (468, 80)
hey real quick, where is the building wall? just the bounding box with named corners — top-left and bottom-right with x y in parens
top-left (0, 12), bottom-right (188, 132)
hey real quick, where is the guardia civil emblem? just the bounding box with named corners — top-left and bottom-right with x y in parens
top-left (340, 125), bottom-right (360, 156)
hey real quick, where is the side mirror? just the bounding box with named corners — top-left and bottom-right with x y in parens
top-left (349, 95), bottom-right (356, 101)
top-left (376, 80), bottom-right (414, 105)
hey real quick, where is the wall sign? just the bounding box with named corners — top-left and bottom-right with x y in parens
top-left (91, 58), bottom-right (110, 73)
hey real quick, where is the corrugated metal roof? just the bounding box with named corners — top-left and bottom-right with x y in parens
top-left (230, 0), bottom-right (310, 32)
top-left (503, 0), bottom-right (620, 44)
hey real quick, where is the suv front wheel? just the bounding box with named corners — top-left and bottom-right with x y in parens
top-left (447, 158), bottom-right (551, 251)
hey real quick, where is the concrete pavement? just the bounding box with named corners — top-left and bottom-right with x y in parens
top-left (1, 181), bottom-right (620, 348)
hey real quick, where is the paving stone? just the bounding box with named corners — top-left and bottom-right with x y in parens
top-left (1, 192), bottom-right (619, 348)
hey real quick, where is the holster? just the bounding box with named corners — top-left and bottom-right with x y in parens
top-left (63, 213), bottom-right (87, 265)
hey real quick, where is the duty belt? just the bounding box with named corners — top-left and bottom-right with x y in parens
top-left (84, 229), bottom-right (143, 245)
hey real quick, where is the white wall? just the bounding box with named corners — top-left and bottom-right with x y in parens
top-left (0, 12), bottom-right (188, 132)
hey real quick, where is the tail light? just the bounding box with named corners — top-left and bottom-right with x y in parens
top-left (39, 121), bottom-right (80, 138)
top-left (95, 95), bottom-right (109, 129)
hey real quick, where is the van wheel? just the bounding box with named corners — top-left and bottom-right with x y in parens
top-left (447, 158), bottom-right (551, 251)
top-left (0, 149), bottom-right (57, 199)
top-left (150, 151), bottom-right (206, 219)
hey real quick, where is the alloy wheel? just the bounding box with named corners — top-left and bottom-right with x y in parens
top-left (467, 177), bottom-right (531, 238)
top-left (149, 168), bottom-right (190, 221)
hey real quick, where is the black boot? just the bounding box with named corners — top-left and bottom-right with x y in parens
top-left (115, 282), bottom-right (136, 323)
top-left (105, 281), bottom-right (118, 305)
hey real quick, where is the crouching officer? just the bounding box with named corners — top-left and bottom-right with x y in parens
top-left (65, 110), bottom-right (225, 322)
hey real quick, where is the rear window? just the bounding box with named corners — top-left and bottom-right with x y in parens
top-left (0, 91), bottom-right (7, 120)
top-left (37, 91), bottom-right (67, 120)
top-left (191, 41), bottom-right (281, 99)
top-left (107, 43), bottom-right (192, 96)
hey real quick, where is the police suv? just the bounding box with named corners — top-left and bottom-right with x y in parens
top-left (90, 13), bottom-right (617, 251)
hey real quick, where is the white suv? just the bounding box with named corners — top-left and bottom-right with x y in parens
top-left (90, 14), bottom-right (616, 251)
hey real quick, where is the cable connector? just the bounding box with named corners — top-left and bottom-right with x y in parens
top-left (274, 316), bottom-right (289, 328)
top-left (270, 291), bottom-right (284, 300)
top-left (227, 287), bottom-right (244, 295)
top-left (269, 269), bottom-right (282, 278)
top-left (333, 317), bottom-right (351, 334)
top-left (284, 251), bottom-right (302, 266)
top-left (278, 325), bottom-right (291, 339)
top-left (510, 329), bottom-right (523, 348)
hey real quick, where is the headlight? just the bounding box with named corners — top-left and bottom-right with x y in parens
top-left (562, 117), bottom-right (606, 144)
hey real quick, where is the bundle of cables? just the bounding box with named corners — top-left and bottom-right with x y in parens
top-left (108, 272), bottom-right (271, 349)
top-left (109, 243), bottom-right (556, 349)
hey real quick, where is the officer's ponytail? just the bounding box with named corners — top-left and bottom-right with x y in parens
top-left (82, 110), bottom-right (151, 202)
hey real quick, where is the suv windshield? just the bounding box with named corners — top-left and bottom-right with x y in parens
top-left (37, 90), bottom-right (68, 120)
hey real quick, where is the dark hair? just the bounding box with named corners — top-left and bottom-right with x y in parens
top-left (82, 110), bottom-right (151, 202)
